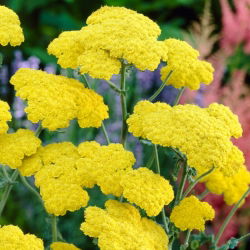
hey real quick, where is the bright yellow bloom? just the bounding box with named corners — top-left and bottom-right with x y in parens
top-left (0, 5), bottom-right (24, 46)
top-left (0, 100), bottom-right (11, 134)
top-left (81, 200), bottom-right (169, 250)
top-left (48, 6), bottom-right (167, 80)
top-left (0, 129), bottom-right (41, 168)
top-left (0, 225), bottom-right (44, 250)
top-left (127, 100), bottom-right (243, 176)
top-left (161, 38), bottom-right (214, 90)
top-left (10, 68), bottom-right (108, 131)
top-left (51, 242), bottom-right (80, 250)
top-left (120, 168), bottom-right (174, 216)
top-left (77, 142), bottom-right (135, 196)
top-left (201, 167), bottom-right (250, 205)
top-left (170, 196), bottom-right (215, 231)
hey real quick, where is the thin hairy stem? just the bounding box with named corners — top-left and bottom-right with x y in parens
top-left (51, 215), bottom-right (58, 242)
top-left (172, 87), bottom-right (185, 106)
top-left (106, 80), bottom-right (122, 93)
top-left (175, 163), bottom-right (188, 205)
top-left (182, 230), bottom-right (192, 249)
top-left (198, 189), bottom-right (210, 200)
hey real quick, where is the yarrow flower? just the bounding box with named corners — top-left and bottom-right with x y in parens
top-left (10, 68), bottom-right (109, 131)
top-left (0, 100), bottom-right (11, 134)
top-left (51, 242), bottom-right (80, 250)
top-left (0, 225), bottom-right (44, 250)
top-left (127, 100), bottom-right (243, 176)
top-left (120, 167), bottom-right (174, 216)
top-left (81, 200), bottom-right (169, 250)
top-left (160, 38), bottom-right (214, 90)
top-left (170, 196), bottom-right (215, 231)
top-left (0, 129), bottom-right (41, 168)
top-left (0, 5), bottom-right (24, 46)
top-left (48, 6), bottom-right (168, 80)
top-left (200, 167), bottom-right (250, 205)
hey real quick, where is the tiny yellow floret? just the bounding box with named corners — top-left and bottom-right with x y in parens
top-left (170, 196), bottom-right (215, 231)
top-left (0, 100), bottom-right (11, 134)
top-left (51, 242), bottom-right (80, 250)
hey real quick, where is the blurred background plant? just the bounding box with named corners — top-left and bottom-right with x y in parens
top-left (0, 0), bottom-right (250, 249)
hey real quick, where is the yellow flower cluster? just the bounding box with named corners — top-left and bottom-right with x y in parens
top-left (170, 196), bottom-right (215, 231)
top-left (0, 225), bottom-right (44, 250)
top-left (48, 6), bottom-right (168, 80)
top-left (201, 167), bottom-right (250, 205)
top-left (81, 200), bottom-right (169, 250)
top-left (120, 168), bottom-right (174, 216)
top-left (127, 101), bottom-right (243, 176)
top-left (0, 129), bottom-right (41, 169)
top-left (0, 100), bottom-right (11, 134)
top-left (51, 242), bottom-right (80, 250)
top-left (160, 39), bottom-right (214, 90)
top-left (10, 68), bottom-right (109, 131)
top-left (0, 5), bottom-right (24, 46)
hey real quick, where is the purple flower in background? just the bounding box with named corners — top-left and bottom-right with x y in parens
top-left (44, 64), bottom-right (57, 74)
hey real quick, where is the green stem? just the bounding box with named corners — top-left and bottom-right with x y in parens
top-left (149, 70), bottom-right (173, 102)
top-left (214, 187), bottom-right (250, 246)
top-left (106, 80), bottom-right (122, 94)
top-left (101, 122), bottom-right (110, 144)
top-left (146, 151), bottom-right (155, 170)
top-left (182, 167), bottom-right (215, 198)
top-left (35, 123), bottom-right (43, 137)
top-left (0, 169), bottom-right (19, 218)
top-left (154, 144), bottom-right (169, 233)
top-left (18, 172), bottom-right (43, 204)
top-left (238, 232), bottom-right (250, 242)
top-left (51, 215), bottom-right (58, 242)
top-left (172, 87), bottom-right (185, 106)
top-left (198, 189), bottom-right (210, 200)
top-left (175, 163), bottom-right (188, 205)
top-left (182, 230), bottom-right (191, 249)
top-left (1, 165), bottom-right (11, 182)
top-left (120, 62), bottom-right (128, 147)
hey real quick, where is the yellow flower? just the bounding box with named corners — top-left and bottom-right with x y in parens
top-left (0, 129), bottom-right (41, 169)
top-left (10, 68), bottom-right (109, 131)
top-left (0, 5), bottom-right (24, 46)
top-left (81, 200), bottom-right (169, 250)
top-left (0, 225), bottom-right (43, 250)
top-left (201, 167), bottom-right (250, 205)
top-left (127, 100), bottom-right (243, 176)
top-left (0, 100), bottom-right (11, 134)
top-left (170, 196), bottom-right (215, 231)
top-left (48, 6), bottom-right (167, 80)
top-left (161, 38), bottom-right (214, 90)
top-left (51, 242), bottom-right (80, 250)
top-left (120, 168), bottom-right (174, 216)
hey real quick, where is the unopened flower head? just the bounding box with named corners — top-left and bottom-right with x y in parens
top-left (0, 100), bottom-right (11, 134)
top-left (81, 200), bottom-right (169, 249)
top-left (0, 5), bottom-right (24, 46)
top-left (48, 6), bottom-right (168, 80)
top-left (170, 195), bottom-right (215, 231)
top-left (10, 68), bottom-right (109, 131)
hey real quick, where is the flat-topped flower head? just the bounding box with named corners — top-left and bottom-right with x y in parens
top-left (0, 100), bottom-right (11, 134)
top-left (51, 242), bottom-right (80, 250)
top-left (127, 100), bottom-right (243, 176)
top-left (0, 129), bottom-right (41, 169)
top-left (0, 225), bottom-right (44, 250)
top-left (0, 5), bottom-right (24, 46)
top-left (48, 6), bottom-right (168, 80)
top-left (161, 38), bottom-right (214, 90)
top-left (120, 167), bottom-right (174, 216)
top-left (81, 200), bottom-right (169, 250)
top-left (170, 195), bottom-right (215, 231)
top-left (10, 68), bottom-right (109, 131)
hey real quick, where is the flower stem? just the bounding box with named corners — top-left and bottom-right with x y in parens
top-left (101, 122), bottom-right (110, 144)
top-left (182, 230), bottom-right (191, 249)
top-left (106, 80), bottom-right (122, 94)
top-left (0, 169), bottom-right (19, 218)
top-left (120, 62), bottom-right (128, 147)
top-left (149, 70), bottom-right (173, 102)
top-left (51, 215), bottom-right (58, 242)
top-left (172, 87), bottom-right (185, 106)
top-left (182, 166), bottom-right (215, 199)
top-left (154, 144), bottom-right (169, 233)
top-left (198, 189), bottom-right (210, 200)
top-left (214, 187), bottom-right (250, 246)
top-left (175, 163), bottom-right (188, 205)
top-left (35, 122), bottom-right (43, 137)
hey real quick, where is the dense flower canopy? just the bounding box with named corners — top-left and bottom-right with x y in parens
top-left (0, 225), bottom-right (44, 250)
top-left (48, 6), bottom-right (168, 80)
top-left (170, 196), bottom-right (215, 231)
top-left (127, 100), bottom-right (243, 176)
top-left (0, 129), bottom-right (41, 168)
top-left (81, 200), bottom-right (169, 250)
top-left (0, 100), bottom-right (11, 134)
top-left (161, 39), bottom-right (214, 90)
top-left (51, 242), bottom-right (80, 250)
top-left (10, 68), bottom-right (109, 131)
top-left (0, 5), bottom-right (24, 46)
